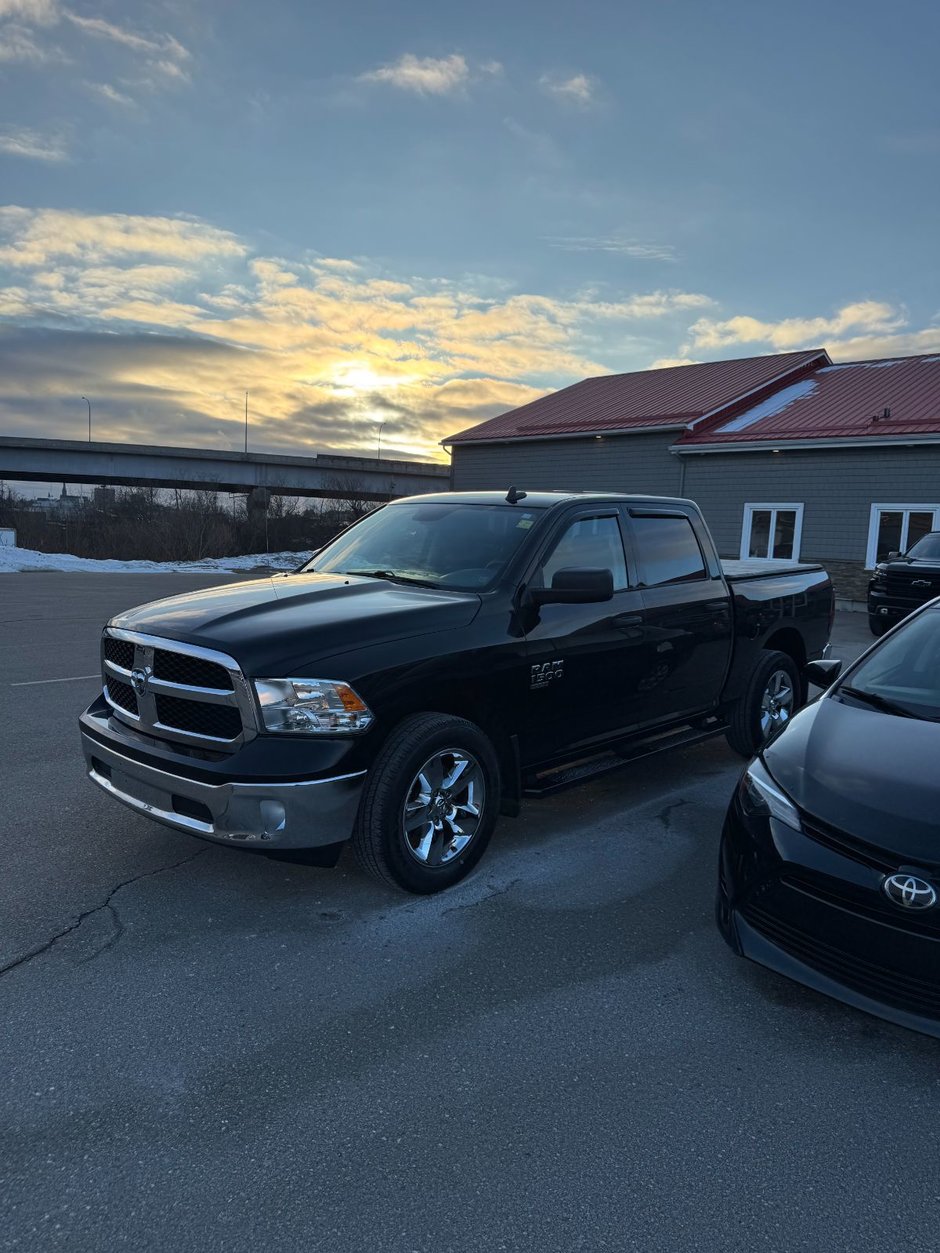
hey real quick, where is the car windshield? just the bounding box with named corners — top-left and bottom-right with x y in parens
top-left (905, 534), bottom-right (940, 560)
top-left (838, 607), bottom-right (940, 721)
top-left (301, 501), bottom-right (543, 591)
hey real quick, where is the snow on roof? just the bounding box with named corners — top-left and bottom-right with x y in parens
top-left (680, 352), bottom-right (940, 446)
top-left (717, 378), bottom-right (819, 433)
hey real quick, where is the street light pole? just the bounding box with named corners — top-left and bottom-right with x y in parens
top-left (81, 396), bottom-right (91, 442)
top-left (377, 421), bottom-right (386, 460)
top-left (244, 391), bottom-right (249, 454)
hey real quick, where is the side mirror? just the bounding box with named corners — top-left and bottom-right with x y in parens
top-left (888, 551), bottom-right (901, 560)
top-left (530, 566), bottom-right (614, 606)
top-left (806, 658), bottom-right (842, 688)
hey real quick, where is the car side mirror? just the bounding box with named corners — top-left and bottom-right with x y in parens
top-left (530, 566), bottom-right (614, 606)
top-left (805, 658), bottom-right (842, 688)
top-left (888, 551), bottom-right (901, 559)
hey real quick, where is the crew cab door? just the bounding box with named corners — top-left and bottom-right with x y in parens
top-left (520, 507), bottom-right (649, 762)
top-left (623, 507), bottom-right (733, 724)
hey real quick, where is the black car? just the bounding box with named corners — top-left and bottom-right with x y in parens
top-left (868, 531), bottom-right (940, 636)
top-left (718, 600), bottom-right (940, 1037)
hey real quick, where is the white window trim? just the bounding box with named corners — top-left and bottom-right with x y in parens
top-left (865, 504), bottom-right (940, 569)
top-left (740, 503), bottom-right (804, 562)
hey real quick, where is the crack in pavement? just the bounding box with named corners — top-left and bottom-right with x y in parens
top-left (656, 799), bottom-right (692, 830)
top-left (441, 877), bottom-right (524, 917)
top-left (0, 848), bottom-right (208, 979)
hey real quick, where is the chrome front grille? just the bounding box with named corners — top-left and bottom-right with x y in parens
top-left (102, 628), bottom-right (257, 749)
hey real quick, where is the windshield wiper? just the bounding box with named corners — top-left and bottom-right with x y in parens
top-left (838, 686), bottom-right (918, 719)
top-left (344, 569), bottom-right (439, 588)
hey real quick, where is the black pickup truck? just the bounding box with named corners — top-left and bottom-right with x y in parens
top-left (868, 531), bottom-right (940, 635)
top-left (80, 491), bottom-right (833, 892)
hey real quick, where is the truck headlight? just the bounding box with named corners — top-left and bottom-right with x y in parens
top-left (871, 563), bottom-right (888, 588)
top-left (253, 678), bottom-right (374, 734)
top-left (740, 758), bottom-right (801, 830)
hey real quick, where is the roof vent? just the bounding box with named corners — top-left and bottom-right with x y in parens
top-left (872, 407), bottom-right (892, 423)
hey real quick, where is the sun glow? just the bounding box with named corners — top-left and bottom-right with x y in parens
top-left (330, 361), bottom-right (406, 393)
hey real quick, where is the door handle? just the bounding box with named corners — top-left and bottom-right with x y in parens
top-left (612, 613), bottom-right (643, 629)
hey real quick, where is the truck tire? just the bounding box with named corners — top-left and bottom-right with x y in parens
top-left (868, 614), bottom-right (888, 637)
top-left (726, 650), bottom-right (801, 759)
top-left (352, 713), bottom-right (501, 893)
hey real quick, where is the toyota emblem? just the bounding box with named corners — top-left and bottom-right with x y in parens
top-left (130, 666), bottom-right (151, 697)
top-left (883, 873), bottom-right (937, 910)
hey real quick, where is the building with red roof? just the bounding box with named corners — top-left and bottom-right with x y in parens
top-left (444, 350), bottom-right (940, 603)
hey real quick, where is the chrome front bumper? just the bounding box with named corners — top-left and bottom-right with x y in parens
top-left (80, 730), bottom-right (366, 848)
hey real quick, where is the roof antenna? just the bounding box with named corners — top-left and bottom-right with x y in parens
top-left (505, 485), bottom-right (527, 504)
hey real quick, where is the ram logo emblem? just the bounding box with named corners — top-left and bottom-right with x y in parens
top-left (530, 660), bottom-right (564, 689)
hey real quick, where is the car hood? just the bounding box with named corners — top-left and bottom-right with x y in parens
top-left (764, 696), bottom-right (940, 866)
top-left (109, 572), bottom-right (481, 675)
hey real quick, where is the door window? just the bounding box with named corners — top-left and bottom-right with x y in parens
top-left (540, 515), bottom-right (628, 591)
top-left (741, 504), bottom-right (803, 561)
top-left (631, 514), bottom-right (707, 586)
top-left (866, 506), bottom-right (940, 567)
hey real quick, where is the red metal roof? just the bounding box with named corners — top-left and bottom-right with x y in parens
top-left (443, 350), bottom-right (828, 445)
top-left (678, 353), bottom-right (940, 447)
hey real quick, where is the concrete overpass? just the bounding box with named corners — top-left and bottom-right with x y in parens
top-left (0, 436), bottom-right (451, 502)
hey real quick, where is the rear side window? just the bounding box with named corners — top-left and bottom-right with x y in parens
top-left (631, 515), bottom-right (707, 586)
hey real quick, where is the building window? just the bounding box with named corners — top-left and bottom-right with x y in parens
top-left (740, 504), bottom-right (804, 561)
top-left (866, 505), bottom-right (940, 568)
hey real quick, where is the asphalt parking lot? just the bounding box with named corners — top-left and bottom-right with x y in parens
top-left (2, 575), bottom-right (938, 1253)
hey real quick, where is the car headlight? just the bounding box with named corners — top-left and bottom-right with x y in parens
top-left (871, 563), bottom-right (888, 588)
top-left (740, 757), bottom-right (801, 830)
top-left (253, 678), bottom-right (374, 734)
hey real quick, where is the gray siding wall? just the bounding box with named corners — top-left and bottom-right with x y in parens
top-left (682, 445), bottom-right (940, 562)
top-left (453, 436), bottom-right (940, 566)
top-left (451, 432), bottom-right (681, 497)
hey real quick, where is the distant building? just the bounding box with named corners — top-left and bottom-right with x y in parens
top-left (24, 484), bottom-right (87, 519)
top-left (93, 485), bottom-right (116, 510)
top-left (444, 350), bottom-right (940, 604)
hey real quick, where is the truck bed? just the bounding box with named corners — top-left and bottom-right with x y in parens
top-left (721, 558), bottom-right (825, 582)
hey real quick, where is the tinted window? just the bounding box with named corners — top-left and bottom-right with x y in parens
top-left (541, 515), bottom-right (628, 591)
top-left (840, 608), bottom-right (940, 720)
top-left (906, 533), bottom-right (940, 561)
top-left (631, 515), bottom-right (706, 586)
top-left (306, 502), bottom-right (542, 591)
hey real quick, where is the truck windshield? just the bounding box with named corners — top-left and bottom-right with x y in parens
top-left (302, 501), bottom-right (543, 591)
top-left (838, 607), bottom-right (940, 721)
top-left (906, 534), bottom-right (940, 560)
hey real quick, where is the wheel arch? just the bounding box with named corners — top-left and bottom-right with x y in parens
top-left (376, 690), bottom-right (521, 818)
top-left (762, 627), bottom-right (808, 699)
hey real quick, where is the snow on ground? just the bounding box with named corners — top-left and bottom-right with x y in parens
top-left (0, 544), bottom-right (307, 574)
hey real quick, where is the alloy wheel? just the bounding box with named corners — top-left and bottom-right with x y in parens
top-left (402, 748), bottom-right (485, 866)
top-left (759, 668), bottom-right (794, 739)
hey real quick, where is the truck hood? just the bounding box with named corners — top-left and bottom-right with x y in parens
top-left (763, 696), bottom-right (940, 867)
top-left (109, 572), bottom-right (481, 675)
top-left (879, 557), bottom-right (940, 596)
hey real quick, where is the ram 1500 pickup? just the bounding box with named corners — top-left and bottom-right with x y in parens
top-left (80, 490), bottom-right (833, 892)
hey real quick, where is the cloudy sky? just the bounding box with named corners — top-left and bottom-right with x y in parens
top-left (1, 0), bottom-right (938, 463)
